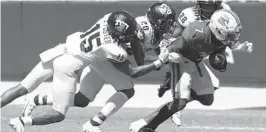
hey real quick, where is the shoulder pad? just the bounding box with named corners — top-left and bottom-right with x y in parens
top-left (178, 7), bottom-right (200, 28)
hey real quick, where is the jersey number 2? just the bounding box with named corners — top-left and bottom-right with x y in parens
top-left (80, 24), bottom-right (101, 53)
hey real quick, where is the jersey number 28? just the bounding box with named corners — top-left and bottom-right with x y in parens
top-left (179, 12), bottom-right (187, 24)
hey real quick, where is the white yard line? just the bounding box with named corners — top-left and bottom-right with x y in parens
top-left (179, 126), bottom-right (266, 131)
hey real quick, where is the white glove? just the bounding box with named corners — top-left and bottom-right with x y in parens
top-left (159, 39), bottom-right (172, 48)
top-left (153, 46), bottom-right (169, 69)
top-left (235, 41), bottom-right (253, 53)
top-left (243, 41), bottom-right (253, 53)
top-left (168, 52), bottom-right (184, 63)
top-left (158, 46), bottom-right (169, 63)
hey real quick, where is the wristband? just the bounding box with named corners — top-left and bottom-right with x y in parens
top-left (153, 59), bottom-right (163, 69)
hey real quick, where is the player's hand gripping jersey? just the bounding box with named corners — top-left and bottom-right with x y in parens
top-left (65, 13), bottom-right (128, 64)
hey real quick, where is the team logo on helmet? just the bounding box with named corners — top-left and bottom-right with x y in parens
top-left (158, 3), bottom-right (172, 15)
top-left (115, 20), bottom-right (129, 33)
top-left (218, 15), bottom-right (229, 27)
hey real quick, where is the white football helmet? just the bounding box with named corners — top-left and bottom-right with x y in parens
top-left (209, 9), bottom-right (242, 46)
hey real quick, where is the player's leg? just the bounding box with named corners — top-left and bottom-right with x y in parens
top-left (1, 61), bottom-right (53, 108)
top-left (76, 66), bottom-right (106, 132)
top-left (22, 66), bottom-right (103, 117)
top-left (84, 61), bottom-right (135, 129)
top-left (170, 62), bottom-right (216, 128)
top-left (190, 89), bottom-right (214, 106)
top-left (190, 62), bottom-right (215, 106)
top-left (9, 55), bottom-right (81, 131)
top-left (158, 71), bottom-right (171, 97)
top-left (130, 63), bottom-right (192, 131)
top-left (205, 63), bottom-right (220, 89)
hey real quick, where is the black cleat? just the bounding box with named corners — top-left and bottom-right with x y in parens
top-left (158, 85), bottom-right (170, 97)
top-left (139, 126), bottom-right (157, 132)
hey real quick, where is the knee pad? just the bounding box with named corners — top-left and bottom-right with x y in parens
top-left (197, 94), bottom-right (214, 106)
top-left (74, 92), bottom-right (90, 108)
top-left (118, 88), bottom-right (135, 99)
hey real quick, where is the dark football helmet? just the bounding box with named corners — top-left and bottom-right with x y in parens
top-left (195, 0), bottom-right (222, 20)
top-left (108, 10), bottom-right (137, 43)
top-left (147, 2), bottom-right (176, 36)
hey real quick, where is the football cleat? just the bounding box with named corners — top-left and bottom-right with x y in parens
top-left (171, 111), bottom-right (182, 127)
top-left (82, 120), bottom-right (102, 132)
top-left (138, 126), bottom-right (157, 132)
top-left (9, 117), bottom-right (24, 132)
top-left (129, 119), bottom-right (147, 132)
top-left (22, 95), bottom-right (37, 117)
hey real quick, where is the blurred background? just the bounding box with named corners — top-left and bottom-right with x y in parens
top-left (1, 0), bottom-right (266, 88)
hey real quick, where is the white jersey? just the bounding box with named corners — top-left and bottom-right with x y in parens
top-left (135, 16), bottom-right (158, 51)
top-left (65, 13), bottom-right (128, 64)
top-left (178, 3), bottom-right (231, 28)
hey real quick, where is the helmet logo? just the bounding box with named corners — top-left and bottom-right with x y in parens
top-left (159, 4), bottom-right (172, 15)
top-left (218, 15), bottom-right (229, 27)
top-left (115, 20), bottom-right (129, 33)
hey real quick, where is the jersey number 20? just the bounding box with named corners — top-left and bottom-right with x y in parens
top-left (80, 24), bottom-right (101, 53)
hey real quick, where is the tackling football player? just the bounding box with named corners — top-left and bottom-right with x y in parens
top-left (4, 10), bottom-right (169, 132)
top-left (20, 3), bottom-right (176, 132)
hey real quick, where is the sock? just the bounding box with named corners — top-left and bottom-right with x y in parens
top-left (90, 112), bottom-right (106, 126)
top-left (145, 99), bottom-right (187, 130)
top-left (145, 103), bottom-right (173, 130)
top-left (20, 116), bottom-right (33, 126)
top-left (101, 92), bottom-right (129, 117)
top-left (34, 94), bottom-right (53, 105)
top-left (91, 92), bottom-right (129, 126)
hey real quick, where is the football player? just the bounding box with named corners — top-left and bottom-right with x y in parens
top-left (134, 2), bottom-right (176, 56)
top-left (157, 0), bottom-right (253, 127)
top-left (4, 10), bottom-right (169, 132)
top-left (20, 3), bottom-right (175, 132)
top-left (130, 9), bottom-right (250, 132)
top-left (20, 1), bottom-right (175, 129)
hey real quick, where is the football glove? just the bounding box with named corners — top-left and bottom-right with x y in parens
top-left (209, 52), bottom-right (227, 72)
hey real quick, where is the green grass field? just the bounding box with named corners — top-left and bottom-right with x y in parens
top-left (2, 105), bottom-right (266, 132)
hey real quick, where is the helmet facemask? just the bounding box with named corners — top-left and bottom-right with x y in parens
top-left (109, 29), bottom-right (136, 44)
top-left (209, 9), bottom-right (242, 47)
top-left (147, 3), bottom-right (176, 39)
top-left (221, 28), bottom-right (241, 46)
top-left (107, 11), bottom-right (137, 44)
top-left (196, 0), bottom-right (222, 20)
top-left (154, 19), bottom-right (176, 39)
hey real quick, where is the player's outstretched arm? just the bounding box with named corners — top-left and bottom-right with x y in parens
top-left (110, 47), bottom-right (169, 78)
top-left (171, 23), bottom-right (184, 38)
top-left (111, 60), bottom-right (159, 78)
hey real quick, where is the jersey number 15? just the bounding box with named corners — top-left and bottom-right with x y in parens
top-left (80, 24), bottom-right (101, 53)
